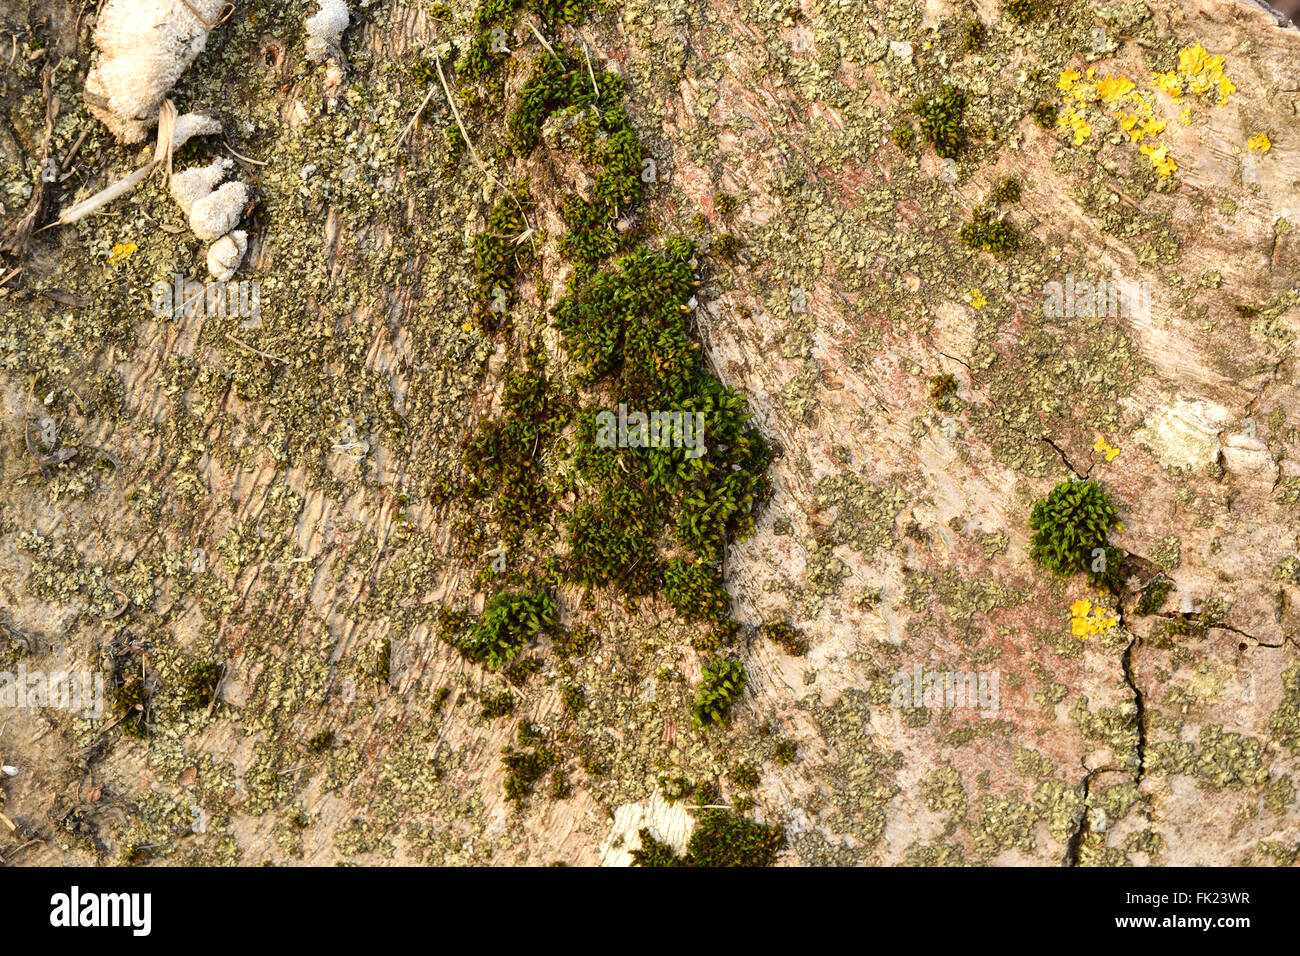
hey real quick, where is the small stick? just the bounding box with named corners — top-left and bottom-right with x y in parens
top-left (527, 21), bottom-right (559, 58)
top-left (226, 332), bottom-right (288, 364)
top-left (61, 129), bottom-right (89, 171)
top-left (0, 267), bottom-right (21, 288)
top-left (223, 140), bottom-right (269, 167)
top-left (40, 161), bottom-right (152, 231)
top-left (582, 44), bottom-right (601, 100)
top-left (395, 84), bottom-right (438, 148)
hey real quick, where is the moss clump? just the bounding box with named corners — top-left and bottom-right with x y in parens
top-left (963, 19), bottom-right (986, 50)
top-left (684, 808), bottom-right (784, 866)
top-left (113, 676), bottom-right (149, 739)
top-left (1005, 0), bottom-right (1041, 24)
top-left (1029, 479), bottom-right (1122, 586)
top-left (991, 176), bottom-right (1021, 204)
top-left (891, 124), bottom-right (915, 149)
top-left (1031, 101), bottom-right (1058, 128)
top-left (762, 620), bottom-right (808, 656)
top-left (180, 659), bottom-right (223, 711)
top-left (501, 723), bottom-right (560, 803)
top-left (561, 683), bottom-right (587, 716)
top-left (774, 740), bottom-right (797, 765)
top-left (713, 233), bottom-right (740, 262)
top-left (632, 807), bottom-right (783, 867)
top-left (462, 355), bottom-right (568, 541)
top-left (914, 85), bottom-right (967, 159)
top-left (731, 762), bottom-right (761, 789)
top-left (553, 623), bottom-right (599, 659)
top-left (480, 689), bottom-right (515, 719)
top-left (630, 828), bottom-right (682, 866)
top-left (307, 730), bottom-right (335, 755)
top-left (664, 559), bottom-right (731, 623)
top-left (1136, 576), bottom-right (1173, 616)
top-left (929, 373), bottom-right (958, 408)
top-left (504, 657), bottom-right (543, 686)
top-left (959, 206), bottom-right (1020, 256)
top-left (455, 590), bottom-right (556, 671)
top-left (715, 191), bottom-right (740, 215)
top-left (693, 658), bottom-right (748, 729)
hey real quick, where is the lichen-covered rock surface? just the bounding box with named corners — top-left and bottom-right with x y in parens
top-left (0, 0), bottom-right (1297, 866)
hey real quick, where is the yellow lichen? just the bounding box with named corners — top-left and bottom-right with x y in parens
top-left (1093, 436), bottom-right (1120, 462)
top-left (1247, 133), bottom-right (1272, 153)
top-left (1070, 597), bottom-right (1118, 640)
top-left (108, 241), bottom-right (137, 265)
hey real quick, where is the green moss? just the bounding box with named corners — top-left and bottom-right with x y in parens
top-left (664, 559), bottom-right (731, 623)
top-left (180, 659), bottom-right (223, 711)
top-left (963, 19), bottom-right (987, 50)
top-left (693, 658), bottom-right (748, 729)
top-left (480, 689), bottom-right (515, 719)
top-left (631, 807), bottom-right (783, 867)
top-left (630, 828), bottom-right (681, 866)
top-left (713, 233), bottom-right (740, 262)
top-left (1005, 0), bottom-right (1042, 23)
top-left (774, 740), bottom-right (797, 765)
top-left (307, 730), bottom-right (335, 755)
top-left (891, 124), bottom-right (915, 149)
top-left (991, 176), bottom-right (1022, 204)
top-left (682, 807), bottom-right (783, 866)
top-left (762, 619), bottom-right (808, 656)
top-left (914, 85), bottom-right (967, 159)
top-left (1136, 576), bottom-right (1173, 616)
top-left (462, 356), bottom-right (568, 540)
top-left (959, 206), bottom-right (1021, 256)
top-left (553, 623), bottom-right (599, 659)
top-left (1029, 479), bottom-right (1122, 588)
top-left (452, 589), bottom-right (556, 671)
top-left (561, 683), bottom-right (587, 716)
top-left (715, 191), bottom-right (740, 215)
top-left (113, 675), bottom-right (150, 739)
top-left (730, 762), bottom-right (761, 789)
top-left (501, 724), bottom-right (560, 804)
top-left (1031, 102), bottom-right (1058, 128)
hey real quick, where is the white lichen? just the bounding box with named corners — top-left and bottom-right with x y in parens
top-left (85, 0), bottom-right (228, 143)
top-left (169, 156), bottom-right (248, 245)
top-left (207, 230), bottom-right (248, 281)
top-left (306, 0), bottom-right (351, 62)
top-left (1135, 398), bottom-right (1227, 471)
top-left (170, 158), bottom-right (234, 216)
top-left (171, 112), bottom-right (223, 150)
top-left (189, 182), bottom-right (249, 242)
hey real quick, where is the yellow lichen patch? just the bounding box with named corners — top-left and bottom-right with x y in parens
top-left (1070, 597), bottom-right (1118, 640)
top-left (1096, 74), bottom-right (1134, 106)
top-left (1247, 133), bottom-right (1272, 153)
top-left (1093, 436), bottom-right (1120, 462)
top-left (1058, 105), bottom-right (1092, 147)
top-left (108, 241), bottom-right (137, 265)
top-left (968, 288), bottom-right (987, 309)
top-left (1057, 68), bottom-right (1081, 93)
top-left (1140, 143), bottom-right (1177, 178)
top-left (1153, 42), bottom-right (1236, 107)
top-left (1179, 107), bottom-right (1192, 126)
